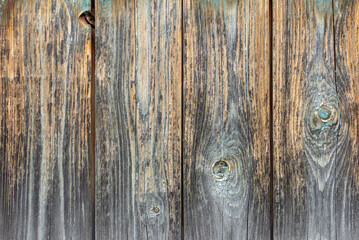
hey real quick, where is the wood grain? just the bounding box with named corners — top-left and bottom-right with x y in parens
top-left (183, 0), bottom-right (271, 239)
top-left (0, 0), bottom-right (92, 239)
top-left (273, 0), bottom-right (346, 239)
top-left (95, 0), bottom-right (182, 239)
top-left (334, 1), bottom-right (359, 239)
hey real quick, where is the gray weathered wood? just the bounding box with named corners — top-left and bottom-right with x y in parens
top-left (0, 0), bottom-right (92, 239)
top-left (273, 0), bottom-right (345, 239)
top-left (334, 1), bottom-right (359, 239)
top-left (3, 0), bottom-right (359, 239)
top-left (95, 0), bottom-right (182, 239)
top-left (183, 0), bottom-right (271, 239)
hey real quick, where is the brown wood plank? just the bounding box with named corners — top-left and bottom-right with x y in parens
top-left (273, 0), bottom-right (343, 239)
top-left (95, 0), bottom-right (182, 239)
top-left (183, 0), bottom-right (271, 239)
top-left (334, 1), bottom-right (359, 239)
top-left (0, 0), bottom-right (92, 239)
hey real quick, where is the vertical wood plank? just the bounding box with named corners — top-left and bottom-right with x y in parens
top-left (95, 0), bottom-right (182, 239)
top-left (273, 0), bottom-right (343, 239)
top-left (183, 0), bottom-right (271, 239)
top-left (0, 0), bottom-right (92, 239)
top-left (334, 1), bottom-right (359, 239)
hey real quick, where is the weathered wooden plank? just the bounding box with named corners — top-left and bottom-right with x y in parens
top-left (334, 1), bottom-right (359, 239)
top-left (95, 0), bottom-right (182, 239)
top-left (273, 0), bottom-right (343, 239)
top-left (0, 0), bottom-right (92, 239)
top-left (183, 0), bottom-right (271, 239)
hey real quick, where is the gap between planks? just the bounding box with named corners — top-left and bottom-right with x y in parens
top-left (269, 0), bottom-right (274, 240)
top-left (90, 0), bottom-right (96, 239)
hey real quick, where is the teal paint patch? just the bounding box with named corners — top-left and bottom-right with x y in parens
top-left (203, 0), bottom-right (220, 5)
top-left (98, 0), bottom-right (112, 15)
top-left (200, 0), bottom-right (236, 12)
top-left (0, 0), bottom-right (6, 18)
top-left (313, 0), bottom-right (333, 24)
top-left (334, 1), bottom-right (341, 18)
top-left (315, 0), bottom-right (332, 12)
top-left (75, 0), bottom-right (91, 11)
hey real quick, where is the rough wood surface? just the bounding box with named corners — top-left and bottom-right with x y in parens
top-left (0, 0), bottom-right (92, 239)
top-left (273, 0), bottom-right (349, 239)
top-left (183, 0), bottom-right (271, 239)
top-left (95, 0), bottom-right (182, 239)
top-left (334, 1), bottom-right (359, 239)
top-left (3, 0), bottom-right (359, 239)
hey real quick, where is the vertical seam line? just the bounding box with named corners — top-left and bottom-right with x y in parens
top-left (181, 0), bottom-right (185, 239)
top-left (269, 0), bottom-right (274, 239)
top-left (331, 1), bottom-right (338, 239)
top-left (90, 0), bottom-right (96, 239)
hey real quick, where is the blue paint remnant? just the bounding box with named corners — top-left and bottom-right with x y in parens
top-left (0, 0), bottom-right (6, 18)
top-left (99, 0), bottom-right (112, 15)
top-left (316, 0), bottom-right (331, 4)
top-left (204, 0), bottom-right (220, 5)
top-left (200, 0), bottom-right (236, 12)
top-left (75, 0), bottom-right (91, 11)
top-left (334, 1), bottom-right (341, 17)
top-left (315, 0), bottom-right (332, 12)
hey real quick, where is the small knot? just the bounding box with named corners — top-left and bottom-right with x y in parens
top-left (150, 206), bottom-right (160, 216)
top-left (78, 11), bottom-right (95, 29)
top-left (306, 102), bottom-right (341, 147)
top-left (212, 160), bottom-right (229, 181)
top-left (318, 105), bottom-right (331, 121)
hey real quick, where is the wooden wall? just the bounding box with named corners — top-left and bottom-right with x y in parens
top-left (1, 0), bottom-right (359, 239)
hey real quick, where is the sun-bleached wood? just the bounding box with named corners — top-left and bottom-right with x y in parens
top-left (0, 0), bottom-right (92, 239)
top-left (183, 0), bottom-right (271, 239)
top-left (95, 0), bottom-right (182, 239)
top-left (333, 1), bottom-right (359, 239)
top-left (273, 0), bottom-right (357, 239)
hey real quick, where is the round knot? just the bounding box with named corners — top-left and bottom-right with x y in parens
top-left (318, 105), bottom-right (331, 120)
top-left (149, 206), bottom-right (160, 216)
top-left (306, 102), bottom-right (341, 147)
top-left (212, 160), bottom-right (229, 181)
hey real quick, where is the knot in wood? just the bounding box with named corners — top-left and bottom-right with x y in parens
top-left (78, 11), bottom-right (95, 29)
top-left (306, 102), bottom-right (341, 147)
top-left (318, 105), bottom-right (331, 120)
top-left (150, 206), bottom-right (160, 216)
top-left (212, 160), bottom-right (229, 181)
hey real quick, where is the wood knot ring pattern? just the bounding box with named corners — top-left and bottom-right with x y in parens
top-left (318, 105), bottom-right (331, 120)
top-left (306, 102), bottom-right (341, 147)
top-left (78, 11), bottom-right (95, 29)
top-left (150, 207), bottom-right (160, 216)
top-left (212, 160), bottom-right (230, 181)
